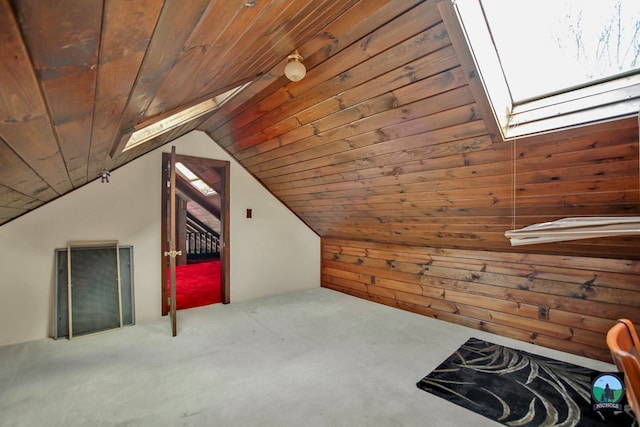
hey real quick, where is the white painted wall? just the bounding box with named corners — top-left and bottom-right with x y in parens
top-left (0, 131), bottom-right (320, 346)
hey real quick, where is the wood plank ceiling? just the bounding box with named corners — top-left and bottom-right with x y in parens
top-left (1, 0), bottom-right (639, 259)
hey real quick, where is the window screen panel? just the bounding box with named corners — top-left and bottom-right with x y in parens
top-left (54, 245), bottom-right (134, 339)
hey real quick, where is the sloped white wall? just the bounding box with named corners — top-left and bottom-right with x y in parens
top-left (0, 131), bottom-right (320, 346)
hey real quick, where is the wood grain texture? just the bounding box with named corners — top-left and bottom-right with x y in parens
top-left (2, 0), bottom-right (638, 262)
top-left (0, 0), bottom-right (71, 197)
top-left (88, 0), bottom-right (164, 177)
top-left (109, 0), bottom-right (213, 163)
top-left (13, 0), bottom-right (103, 186)
top-left (322, 238), bottom-right (640, 361)
top-left (201, 0), bottom-right (639, 260)
top-left (0, 0), bottom-right (638, 365)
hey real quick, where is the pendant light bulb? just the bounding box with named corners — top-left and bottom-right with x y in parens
top-left (284, 51), bottom-right (306, 82)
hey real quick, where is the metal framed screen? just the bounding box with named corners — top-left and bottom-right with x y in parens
top-left (54, 243), bottom-right (135, 339)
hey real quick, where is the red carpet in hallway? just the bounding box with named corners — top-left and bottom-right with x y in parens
top-left (167, 260), bottom-right (221, 310)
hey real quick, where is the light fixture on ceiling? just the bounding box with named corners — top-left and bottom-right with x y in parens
top-left (284, 51), bottom-right (306, 82)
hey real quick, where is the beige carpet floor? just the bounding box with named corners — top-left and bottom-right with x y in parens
top-left (0, 287), bottom-right (617, 427)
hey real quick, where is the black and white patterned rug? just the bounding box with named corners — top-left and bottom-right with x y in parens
top-left (417, 338), bottom-right (636, 427)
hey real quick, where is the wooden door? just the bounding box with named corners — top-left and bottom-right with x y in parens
top-left (161, 153), bottom-right (230, 314)
top-left (164, 146), bottom-right (178, 336)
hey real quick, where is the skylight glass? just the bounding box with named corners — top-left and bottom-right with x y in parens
top-left (481, 0), bottom-right (640, 103)
top-left (123, 82), bottom-right (251, 152)
top-left (175, 162), bottom-right (217, 196)
top-left (191, 180), bottom-right (217, 196)
top-left (443, 0), bottom-right (640, 140)
top-left (175, 162), bottom-right (198, 180)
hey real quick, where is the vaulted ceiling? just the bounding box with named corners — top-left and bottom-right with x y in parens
top-left (1, 0), bottom-right (638, 259)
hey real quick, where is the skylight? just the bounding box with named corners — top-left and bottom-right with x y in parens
top-left (441, 0), bottom-right (640, 140)
top-left (482, 0), bottom-right (640, 103)
top-left (123, 82), bottom-right (251, 152)
top-left (175, 162), bottom-right (217, 196)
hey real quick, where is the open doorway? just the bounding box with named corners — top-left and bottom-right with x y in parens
top-left (161, 153), bottom-right (230, 316)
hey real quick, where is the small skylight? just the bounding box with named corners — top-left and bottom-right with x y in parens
top-left (441, 0), bottom-right (640, 140)
top-left (123, 82), bottom-right (251, 152)
top-left (175, 162), bottom-right (217, 196)
top-left (482, 0), bottom-right (640, 103)
top-left (190, 180), bottom-right (217, 196)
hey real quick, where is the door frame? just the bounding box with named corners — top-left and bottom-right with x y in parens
top-left (161, 152), bottom-right (230, 316)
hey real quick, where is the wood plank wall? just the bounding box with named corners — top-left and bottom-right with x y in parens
top-left (201, 0), bottom-right (639, 261)
top-left (322, 237), bottom-right (640, 362)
